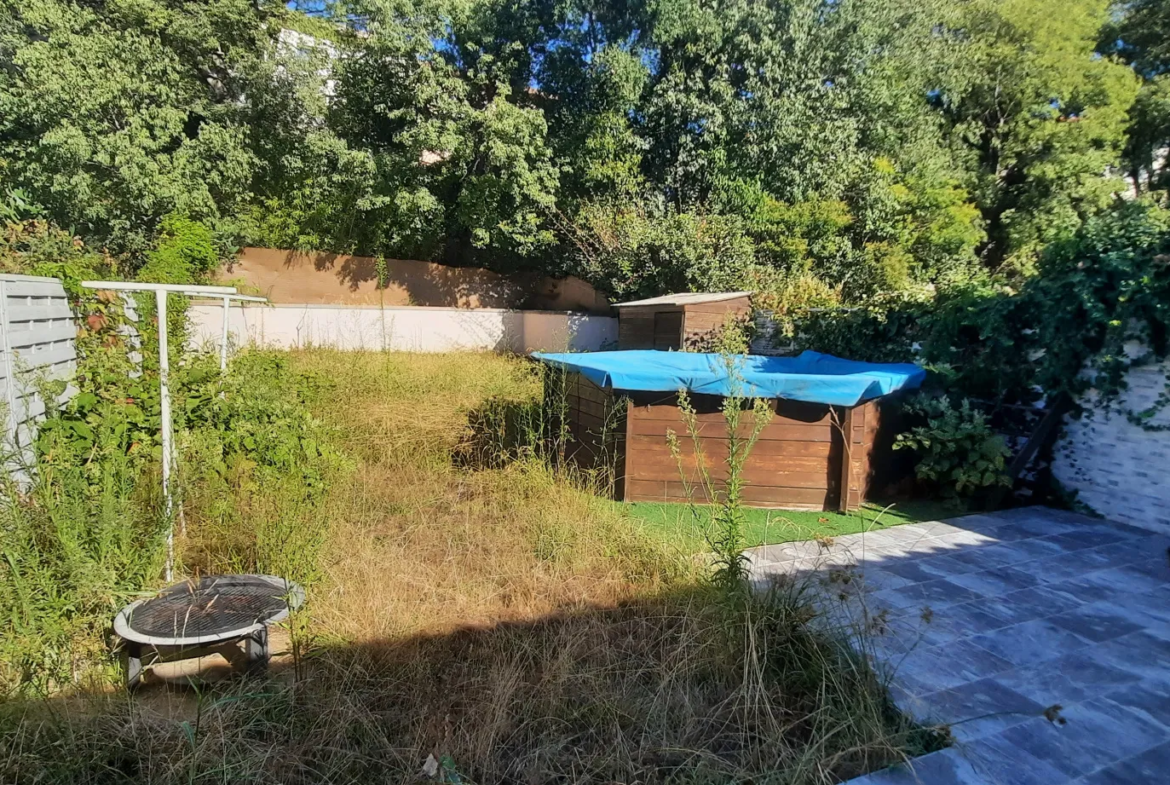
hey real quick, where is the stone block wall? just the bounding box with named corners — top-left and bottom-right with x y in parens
top-left (1051, 360), bottom-right (1170, 534)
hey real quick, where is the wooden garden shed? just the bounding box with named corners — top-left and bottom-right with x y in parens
top-left (615, 292), bottom-right (753, 351)
top-left (536, 350), bottom-right (924, 512)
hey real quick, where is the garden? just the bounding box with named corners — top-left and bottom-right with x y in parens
top-left (0, 341), bottom-right (950, 783)
top-left (4, 0), bottom-right (1170, 781)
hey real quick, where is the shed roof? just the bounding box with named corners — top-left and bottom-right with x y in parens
top-left (613, 291), bottom-right (752, 308)
top-left (532, 350), bottom-right (925, 407)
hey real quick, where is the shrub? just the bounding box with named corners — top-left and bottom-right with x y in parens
top-left (2, 345), bottom-right (345, 695)
top-left (567, 203), bottom-right (759, 298)
top-left (894, 396), bottom-right (1011, 498)
top-left (136, 214), bottom-right (219, 284)
top-left (794, 200), bottom-right (1170, 410)
top-left (0, 219), bottom-right (114, 287)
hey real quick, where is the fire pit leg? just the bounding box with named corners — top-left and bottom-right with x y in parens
top-left (123, 642), bottom-right (144, 691)
top-left (244, 626), bottom-right (269, 674)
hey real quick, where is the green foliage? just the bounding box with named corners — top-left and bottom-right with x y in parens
top-left (795, 291), bottom-right (934, 364)
top-left (747, 195), bottom-right (854, 278)
top-left (1, 430), bottom-right (168, 695)
top-left (1101, 0), bottom-right (1170, 198)
top-left (894, 396), bottom-right (1012, 497)
top-left (1122, 75), bottom-right (1170, 194)
top-left (136, 214), bottom-right (219, 284)
top-left (40, 347), bottom-right (344, 519)
top-left (1101, 0), bottom-right (1170, 76)
top-left (943, 0), bottom-right (1139, 274)
top-left (194, 352), bottom-right (344, 497)
top-left (0, 0), bottom-right (268, 258)
top-left (0, 219), bottom-right (113, 286)
top-left (0, 188), bottom-right (35, 223)
top-left (0, 0), bottom-right (1161, 303)
top-left (1029, 199), bottom-right (1170, 400)
top-left (0, 0), bottom-right (1155, 298)
top-left (2, 302), bottom-right (345, 694)
top-left (566, 204), bottom-right (757, 299)
top-left (307, 10), bottom-right (561, 269)
top-left (799, 200), bottom-right (1170, 412)
top-left (275, 8), bottom-right (344, 42)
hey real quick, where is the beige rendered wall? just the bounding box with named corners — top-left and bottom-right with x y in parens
top-left (219, 247), bottom-right (610, 313)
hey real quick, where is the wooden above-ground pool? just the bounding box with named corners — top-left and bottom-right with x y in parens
top-left (535, 350), bottom-right (925, 512)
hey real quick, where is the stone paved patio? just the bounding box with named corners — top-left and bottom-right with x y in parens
top-left (746, 507), bottom-right (1170, 785)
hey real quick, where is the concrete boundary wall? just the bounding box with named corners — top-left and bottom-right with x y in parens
top-left (0, 274), bottom-right (77, 475)
top-left (1051, 359), bottom-right (1170, 535)
top-left (188, 303), bottom-right (619, 354)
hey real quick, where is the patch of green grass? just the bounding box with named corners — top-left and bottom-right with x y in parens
top-left (623, 499), bottom-right (965, 552)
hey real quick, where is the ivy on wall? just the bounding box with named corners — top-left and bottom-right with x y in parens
top-left (794, 200), bottom-right (1170, 430)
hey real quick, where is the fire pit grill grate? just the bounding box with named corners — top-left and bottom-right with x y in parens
top-left (116, 575), bottom-right (303, 646)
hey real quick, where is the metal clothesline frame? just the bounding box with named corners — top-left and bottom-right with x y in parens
top-left (81, 281), bottom-right (268, 581)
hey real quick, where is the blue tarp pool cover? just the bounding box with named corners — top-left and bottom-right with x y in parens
top-left (531, 350), bottom-right (925, 407)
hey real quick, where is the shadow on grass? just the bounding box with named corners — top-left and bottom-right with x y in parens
top-left (454, 397), bottom-right (547, 471)
top-left (0, 583), bottom-right (946, 785)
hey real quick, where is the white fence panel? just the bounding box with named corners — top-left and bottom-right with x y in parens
top-left (0, 274), bottom-right (77, 476)
top-left (187, 303), bottom-right (618, 354)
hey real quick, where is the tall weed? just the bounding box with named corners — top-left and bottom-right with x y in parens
top-left (666, 341), bottom-right (774, 590)
top-left (0, 344), bottom-right (344, 695)
top-left (1, 414), bottom-right (167, 694)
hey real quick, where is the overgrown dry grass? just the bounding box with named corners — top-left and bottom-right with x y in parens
top-left (0, 350), bottom-right (940, 785)
top-left (297, 350), bottom-right (680, 640)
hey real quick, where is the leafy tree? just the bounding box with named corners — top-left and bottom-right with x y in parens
top-left (0, 0), bottom-right (1148, 302)
top-left (0, 0), bottom-right (273, 257)
top-left (322, 0), bottom-right (560, 270)
top-left (1101, 0), bottom-right (1170, 196)
top-left (1101, 0), bottom-right (1170, 75)
top-left (1122, 76), bottom-right (1170, 194)
top-left (239, 28), bottom-right (386, 254)
top-left (940, 0), bottom-right (1139, 274)
top-left (539, 43), bottom-right (649, 207)
top-left (523, 0), bottom-right (985, 296)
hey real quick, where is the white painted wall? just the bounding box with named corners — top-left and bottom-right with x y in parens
top-left (1051, 359), bottom-right (1170, 535)
top-left (188, 303), bottom-right (618, 354)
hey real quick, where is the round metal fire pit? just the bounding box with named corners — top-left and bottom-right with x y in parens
top-left (114, 574), bottom-right (304, 690)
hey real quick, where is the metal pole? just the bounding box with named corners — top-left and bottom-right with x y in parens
top-left (157, 289), bottom-right (175, 582)
top-left (219, 295), bottom-right (230, 372)
top-left (78, 282), bottom-right (266, 584)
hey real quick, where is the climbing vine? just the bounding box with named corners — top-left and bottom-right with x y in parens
top-left (794, 200), bottom-right (1170, 428)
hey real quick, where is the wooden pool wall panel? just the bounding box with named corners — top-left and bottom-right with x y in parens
top-left (558, 372), bottom-right (889, 512)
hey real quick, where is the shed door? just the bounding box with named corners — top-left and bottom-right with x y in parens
top-left (653, 311), bottom-right (683, 351)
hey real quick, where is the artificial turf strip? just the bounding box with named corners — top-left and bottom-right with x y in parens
top-left (622, 499), bottom-right (965, 551)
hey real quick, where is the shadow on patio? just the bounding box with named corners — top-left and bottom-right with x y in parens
top-left (747, 506), bottom-right (1170, 785)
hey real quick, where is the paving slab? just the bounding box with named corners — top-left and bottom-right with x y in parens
top-left (1076, 740), bottom-right (1170, 785)
top-left (747, 507), bottom-right (1170, 784)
